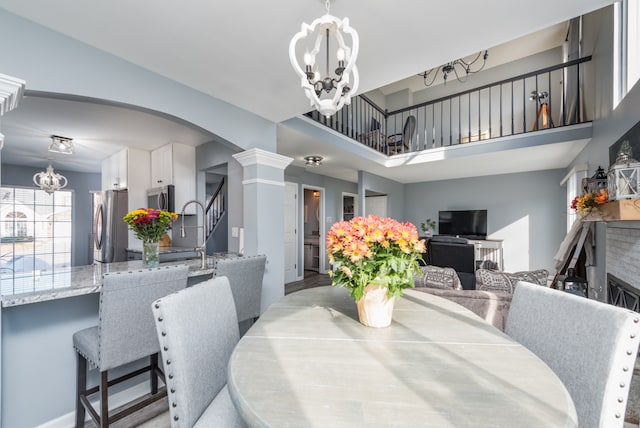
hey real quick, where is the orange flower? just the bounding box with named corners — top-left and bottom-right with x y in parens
top-left (326, 215), bottom-right (425, 301)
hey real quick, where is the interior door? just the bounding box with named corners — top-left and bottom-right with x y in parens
top-left (365, 195), bottom-right (388, 217)
top-left (284, 182), bottom-right (298, 283)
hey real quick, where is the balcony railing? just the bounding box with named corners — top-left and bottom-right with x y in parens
top-left (306, 56), bottom-right (592, 156)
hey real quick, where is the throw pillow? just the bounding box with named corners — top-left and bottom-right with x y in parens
top-left (414, 265), bottom-right (462, 290)
top-left (476, 269), bottom-right (549, 294)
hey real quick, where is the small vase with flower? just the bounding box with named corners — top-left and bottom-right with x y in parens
top-left (123, 208), bottom-right (178, 267)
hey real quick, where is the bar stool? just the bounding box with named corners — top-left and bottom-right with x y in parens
top-left (213, 254), bottom-right (267, 335)
top-left (73, 264), bottom-right (189, 427)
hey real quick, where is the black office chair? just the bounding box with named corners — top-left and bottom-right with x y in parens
top-left (426, 236), bottom-right (476, 290)
top-left (388, 115), bottom-right (416, 155)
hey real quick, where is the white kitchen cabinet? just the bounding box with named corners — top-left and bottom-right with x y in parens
top-left (101, 148), bottom-right (149, 193)
top-left (150, 143), bottom-right (196, 214)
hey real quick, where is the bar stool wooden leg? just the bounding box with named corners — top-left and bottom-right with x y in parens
top-left (100, 371), bottom-right (109, 427)
top-left (75, 354), bottom-right (87, 428)
top-left (150, 353), bottom-right (159, 394)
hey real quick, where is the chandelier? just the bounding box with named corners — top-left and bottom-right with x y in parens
top-left (289, 0), bottom-right (359, 118)
top-left (419, 50), bottom-right (489, 87)
top-left (33, 163), bottom-right (68, 194)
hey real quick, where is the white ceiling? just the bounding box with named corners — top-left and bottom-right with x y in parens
top-left (0, 0), bottom-right (613, 182)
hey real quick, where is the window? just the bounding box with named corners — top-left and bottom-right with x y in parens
top-left (614, 0), bottom-right (640, 107)
top-left (0, 187), bottom-right (73, 294)
top-left (561, 165), bottom-right (588, 232)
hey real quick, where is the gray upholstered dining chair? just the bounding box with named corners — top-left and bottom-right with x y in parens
top-left (214, 254), bottom-right (267, 334)
top-left (152, 276), bottom-right (246, 428)
top-left (506, 281), bottom-right (640, 428)
top-left (73, 264), bottom-right (189, 428)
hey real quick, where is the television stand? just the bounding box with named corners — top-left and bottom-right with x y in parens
top-left (465, 238), bottom-right (504, 271)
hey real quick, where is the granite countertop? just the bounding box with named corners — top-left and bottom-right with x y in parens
top-left (125, 246), bottom-right (200, 254)
top-left (0, 253), bottom-right (239, 308)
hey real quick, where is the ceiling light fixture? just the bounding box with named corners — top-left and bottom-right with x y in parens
top-left (289, 0), bottom-right (359, 118)
top-left (48, 135), bottom-right (74, 155)
top-left (419, 50), bottom-right (489, 87)
top-left (33, 163), bottom-right (68, 194)
top-left (304, 155), bottom-right (323, 166)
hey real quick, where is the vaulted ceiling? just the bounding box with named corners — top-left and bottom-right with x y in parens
top-left (0, 0), bottom-right (614, 182)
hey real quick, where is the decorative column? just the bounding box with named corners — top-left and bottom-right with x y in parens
top-left (0, 72), bottom-right (25, 425)
top-left (0, 74), bottom-right (26, 152)
top-left (233, 148), bottom-right (293, 311)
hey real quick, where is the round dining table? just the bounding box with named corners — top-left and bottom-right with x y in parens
top-left (227, 286), bottom-right (578, 427)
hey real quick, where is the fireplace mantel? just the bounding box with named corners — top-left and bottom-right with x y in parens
top-left (582, 200), bottom-right (640, 222)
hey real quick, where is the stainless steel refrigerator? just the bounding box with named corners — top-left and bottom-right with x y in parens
top-left (92, 189), bottom-right (129, 263)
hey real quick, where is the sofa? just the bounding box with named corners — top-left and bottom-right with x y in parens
top-left (412, 265), bottom-right (549, 331)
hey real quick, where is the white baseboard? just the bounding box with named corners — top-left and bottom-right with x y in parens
top-left (36, 382), bottom-right (151, 428)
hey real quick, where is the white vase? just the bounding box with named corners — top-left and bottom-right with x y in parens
top-left (356, 284), bottom-right (396, 328)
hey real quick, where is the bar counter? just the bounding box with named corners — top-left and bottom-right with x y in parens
top-left (0, 252), bottom-right (238, 427)
top-left (0, 253), bottom-right (238, 308)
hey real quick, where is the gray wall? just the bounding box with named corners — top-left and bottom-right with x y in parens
top-left (405, 169), bottom-right (567, 273)
top-left (358, 171), bottom-right (404, 220)
top-left (2, 293), bottom-right (99, 428)
top-left (1, 163), bottom-right (101, 266)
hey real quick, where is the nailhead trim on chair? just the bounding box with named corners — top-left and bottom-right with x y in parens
top-left (610, 315), bottom-right (640, 422)
top-left (154, 297), bottom-right (182, 424)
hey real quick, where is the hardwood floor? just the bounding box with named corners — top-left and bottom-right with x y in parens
top-left (86, 272), bottom-right (332, 427)
top-left (285, 270), bottom-right (332, 295)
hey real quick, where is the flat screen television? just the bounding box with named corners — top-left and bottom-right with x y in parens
top-left (438, 209), bottom-right (487, 239)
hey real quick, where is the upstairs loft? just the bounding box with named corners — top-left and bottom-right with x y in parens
top-left (285, 56), bottom-right (594, 184)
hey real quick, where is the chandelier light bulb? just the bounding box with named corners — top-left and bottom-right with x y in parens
top-left (336, 48), bottom-right (345, 61)
top-left (304, 51), bottom-right (313, 66)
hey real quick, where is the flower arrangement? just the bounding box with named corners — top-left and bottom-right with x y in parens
top-left (570, 189), bottom-right (609, 216)
top-left (123, 208), bottom-right (178, 243)
top-left (326, 215), bottom-right (426, 301)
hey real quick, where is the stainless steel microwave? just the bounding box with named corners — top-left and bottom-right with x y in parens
top-left (147, 185), bottom-right (175, 212)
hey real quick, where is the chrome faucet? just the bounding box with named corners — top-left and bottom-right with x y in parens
top-left (180, 200), bottom-right (207, 269)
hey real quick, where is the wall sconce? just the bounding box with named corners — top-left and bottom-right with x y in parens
top-left (33, 163), bottom-right (68, 194)
top-left (49, 135), bottom-right (74, 155)
top-left (304, 155), bottom-right (323, 166)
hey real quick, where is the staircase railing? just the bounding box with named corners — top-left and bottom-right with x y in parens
top-left (206, 177), bottom-right (226, 238)
top-left (306, 56), bottom-right (592, 156)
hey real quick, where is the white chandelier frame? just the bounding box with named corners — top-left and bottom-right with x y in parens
top-left (33, 163), bottom-right (68, 194)
top-left (289, 9), bottom-right (359, 118)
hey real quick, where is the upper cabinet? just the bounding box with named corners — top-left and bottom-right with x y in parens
top-left (151, 143), bottom-right (196, 214)
top-left (102, 148), bottom-right (150, 193)
top-left (101, 148), bottom-right (151, 213)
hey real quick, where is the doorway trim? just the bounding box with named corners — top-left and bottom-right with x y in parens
top-left (301, 184), bottom-right (326, 274)
top-left (284, 182), bottom-right (299, 283)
